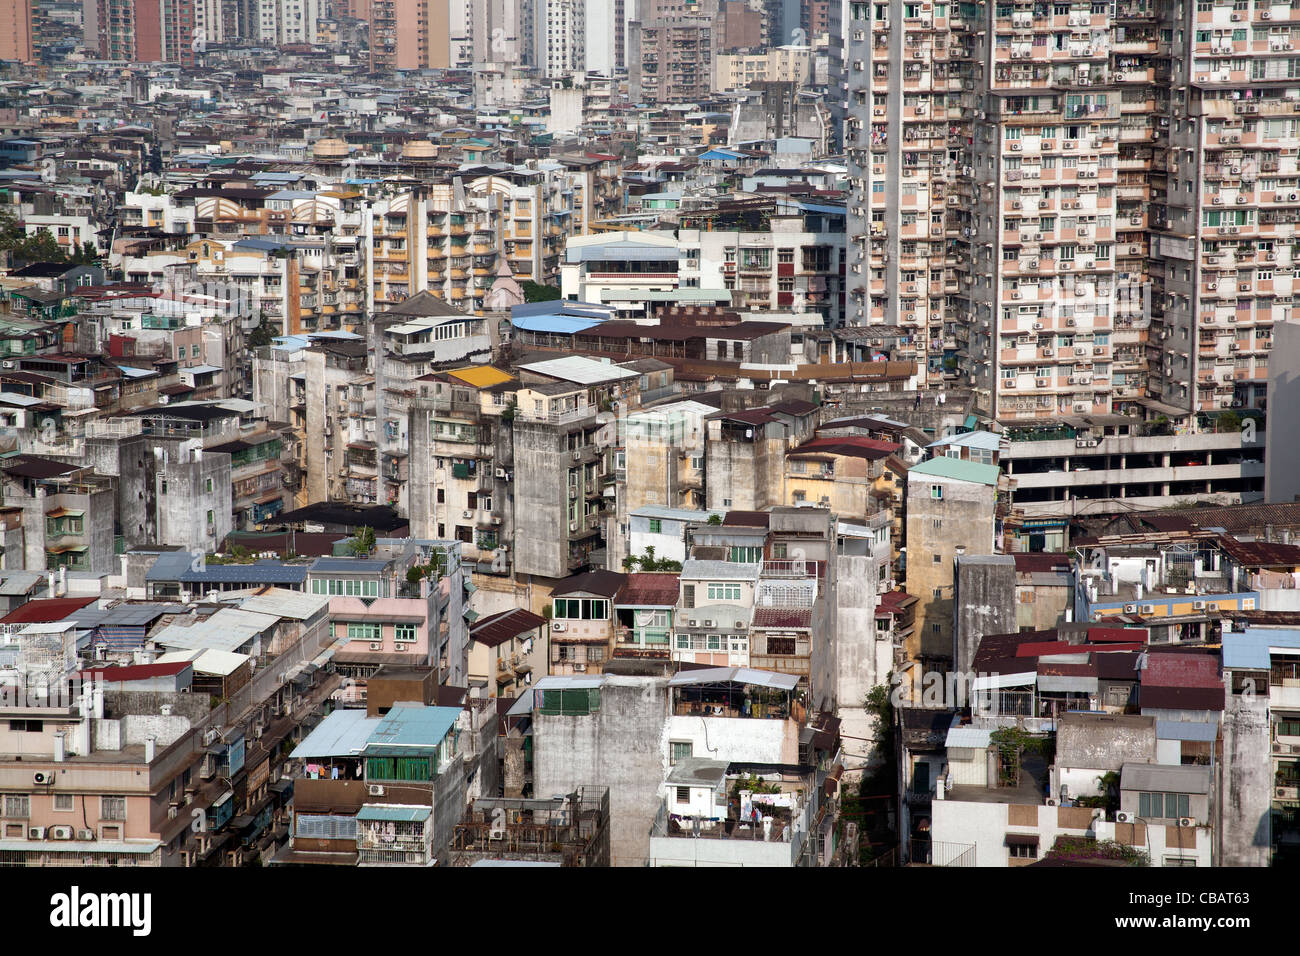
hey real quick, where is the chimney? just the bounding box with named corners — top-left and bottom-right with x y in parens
top-left (46, 571), bottom-right (54, 596)
top-left (58, 566), bottom-right (67, 594)
top-left (145, 735), bottom-right (156, 763)
top-left (53, 732), bottom-right (65, 762)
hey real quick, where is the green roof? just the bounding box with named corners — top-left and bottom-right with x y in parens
top-left (908, 456), bottom-right (1001, 486)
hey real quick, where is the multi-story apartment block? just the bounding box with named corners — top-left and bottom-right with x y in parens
top-left (512, 356), bottom-right (641, 580)
top-left (635, 16), bottom-right (715, 104)
top-left (846, 0), bottom-right (1299, 427)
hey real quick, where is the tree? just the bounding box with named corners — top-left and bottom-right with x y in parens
top-left (247, 312), bottom-right (276, 348)
top-left (348, 526), bottom-right (376, 556)
top-left (706, 513), bottom-right (723, 525)
top-left (521, 280), bottom-right (561, 303)
top-left (6, 227), bottom-right (66, 264)
top-left (68, 241), bottom-right (99, 265)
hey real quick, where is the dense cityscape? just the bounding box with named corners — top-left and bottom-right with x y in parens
top-left (0, 0), bottom-right (1293, 874)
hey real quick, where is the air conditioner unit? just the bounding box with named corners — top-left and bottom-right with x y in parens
top-left (1178, 817), bottom-right (1193, 827)
top-left (77, 829), bottom-right (95, 841)
top-left (368, 785), bottom-right (385, 796)
top-left (462, 510), bottom-right (474, 519)
top-left (1193, 600), bottom-right (1206, 610)
top-left (1005, 381), bottom-right (1017, 389)
top-left (1037, 378), bottom-right (1049, 387)
top-left (1141, 604), bottom-right (1155, 614)
top-left (1043, 348), bottom-right (1055, 356)
top-left (33, 771), bottom-right (53, 785)
top-left (1116, 812), bottom-right (1134, 824)
top-left (572, 663), bottom-right (586, 673)
top-left (28, 827), bottom-right (45, 840)
top-left (1207, 603), bottom-right (1220, 612)
top-left (552, 622), bottom-right (567, 632)
top-left (369, 642), bottom-right (382, 651)
top-left (1213, 196), bottom-right (1222, 205)
top-left (1124, 604), bottom-right (1137, 613)
top-left (50, 826), bottom-right (73, 840)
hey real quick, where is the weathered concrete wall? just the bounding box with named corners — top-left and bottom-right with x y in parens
top-left (832, 550), bottom-right (887, 777)
top-left (533, 676), bottom-right (670, 867)
top-left (952, 555), bottom-right (1016, 676)
top-left (1219, 691), bottom-right (1272, 866)
top-left (1056, 714), bottom-right (1157, 773)
top-left (103, 690), bottom-right (211, 726)
top-left (1266, 319), bottom-right (1300, 504)
top-left (906, 475), bottom-right (996, 663)
top-left (512, 420), bottom-right (571, 579)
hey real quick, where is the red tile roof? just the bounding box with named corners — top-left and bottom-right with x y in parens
top-left (1142, 652), bottom-right (1221, 688)
top-left (752, 607), bottom-right (813, 628)
top-left (470, 608), bottom-right (547, 648)
top-left (77, 661), bottom-right (191, 683)
top-left (0, 596), bottom-right (97, 625)
top-left (617, 573), bottom-right (680, 607)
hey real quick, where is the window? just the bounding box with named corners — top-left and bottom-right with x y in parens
top-left (53, 794), bottom-right (73, 812)
top-left (552, 598), bottom-right (609, 620)
top-left (8, 720), bottom-right (42, 732)
top-left (3, 795), bottom-right (29, 818)
top-left (1009, 842), bottom-right (1037, 859)
top-left (648, 519), bottom-right (662, 534)
top-left (394, 624), bottom-right (417, 643)
top-left (205, 477), bottom-right (214, 493)
top-left (930, 484), bottom-right (943, 500)
top-left (671, 741), bottom-right (693, 764)
top-left (1138, 792), bottom-right (1191, 819)
top-left (346, 622), bottom-right (382, 641)
top-left (707, 583), bottom-right (742, 601)
top-left (676, 787), bottom-right (691, 804)
top-left (101, 795), bottom-right (126, 821)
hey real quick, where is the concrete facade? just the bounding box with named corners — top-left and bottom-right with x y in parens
top-left (952, 555), bottom-right (1016, 677)
top-left (532, 675), bottom-right (670, 867)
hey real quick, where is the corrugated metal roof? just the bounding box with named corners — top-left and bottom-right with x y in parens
top-left (504, 676), bottom-right (607, 718)
top-left (667, 667), bottom-right (799, 691)
top-left (356, 804), bottom-right (431, 822)
top-left (945, 727), bottom-right (993, 749)
top-left (509, 313), bottom-right (604, 335)
top-left (362, 705), bottom-right (460, 754)
top-left (309, 558), bottom-right (389, 574)
top-left (291, 709), bottom-right (382, 759)
top-left (1120, 762), bottom-right (1211, 795)
top-left (680, 559), bottom-right (761, 581)
top-left (1223, 627), bottom-right (1300, 670)
top-left (1155, 721), bottom-right (1219, 743)
top-left (927, 431), bottom-right (1003, 451)
top-left (237, 589), bottom-right (329, 620)
top-left (151, 608), bottom-right (278, 653)
top-left (154, 647), bottom-right (250, 677)
top-left (908, 456), bottom-right (1001, 486)
top-left (519, 356), bottom-right (639, 386)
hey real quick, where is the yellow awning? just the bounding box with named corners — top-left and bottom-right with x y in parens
top-left (447, 365), bottom-right (514, 389)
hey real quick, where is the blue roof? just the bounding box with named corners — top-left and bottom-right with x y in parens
top-left (361, 705), bottom-right (461, 755)
top-left (291, 709), bottom-right (381, 759)
top-left (1223, 627), bottom-right (1300, 670)
top-left (927, 431), bottom-right (1003, 451)
top-left (146, 551), bottom-right (309, 585)
top-left (791, 201), bottom-right (847, 217)
top-left (233, 237), bottom-right (305, 253)
top-left (310, 557), bottom-right (389, 574)
top-left (512, 300), bottom-right (611, 319)
top-left (1155, 721), bottom-right (1219, 743)
top-left (510, 313), bottom-right (603, 334)
top-left (700, 148), bottom-right (745, 161)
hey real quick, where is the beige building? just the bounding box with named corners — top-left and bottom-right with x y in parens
top-left (904, 457), bottom-right (1003, 664)
top-left (713, 45), bottom-right (812, 93)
